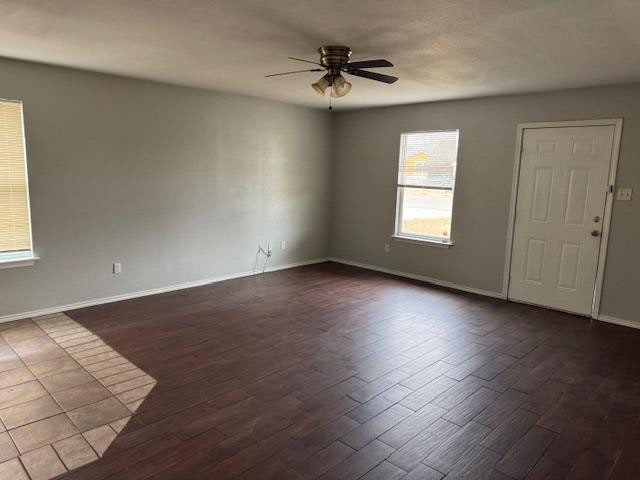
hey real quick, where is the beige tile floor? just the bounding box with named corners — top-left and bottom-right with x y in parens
top-left (0, 313), bottom-right (156, 480)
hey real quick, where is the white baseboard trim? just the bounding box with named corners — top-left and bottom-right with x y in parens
top-left (329, 259), bottom-right (640, 330)
top-left (8, 256), bottom-right (634, 331)
top-left (596, 314), bottom-right (639, 330)
top-left (1, 257), bottom-right (330, 324)
top-left (329, 257), bottom-right (506, 300)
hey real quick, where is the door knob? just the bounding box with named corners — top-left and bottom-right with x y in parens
top-left (591, 230), bottom-right (601, 237)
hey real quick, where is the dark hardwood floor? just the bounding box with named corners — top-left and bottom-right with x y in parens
top-left (59, 262), bottom-right (640, 480)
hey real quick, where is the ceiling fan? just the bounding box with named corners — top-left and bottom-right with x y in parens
top-left (266, 46), bottom-right (398, 99)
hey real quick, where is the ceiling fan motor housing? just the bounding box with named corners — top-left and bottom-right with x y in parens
top-left (265, 46), bottom-right (397, 99)
top-left (318, 46), bottom-right (352, 77)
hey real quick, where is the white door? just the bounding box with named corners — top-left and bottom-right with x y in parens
top-left (509, 125), bottom-right (615, 316)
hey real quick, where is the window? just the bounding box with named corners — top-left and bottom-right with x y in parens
top-left (394, 130), bottom-right (459, 244)
top-left (0, 99), bottom-right (34, 265)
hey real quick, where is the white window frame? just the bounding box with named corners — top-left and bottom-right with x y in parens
top-left (392, 129), bottom-right (460, 247)
top-left (0, 98), bottom-right (37, 269)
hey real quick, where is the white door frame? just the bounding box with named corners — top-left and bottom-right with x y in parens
top-left (502, 118), bottom-right (623, 318)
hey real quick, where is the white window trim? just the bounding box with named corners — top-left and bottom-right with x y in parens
top-left (391, 234), bottom-right (453, 248)
top-left (0, 251), bottom-right (39, 269)
top-left (393, 129), bottom-right (460, 247)
top-left (0, 98), bottom-right (36, 267)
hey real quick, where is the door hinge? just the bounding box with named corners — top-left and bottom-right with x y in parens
top-left (609, 185), bottom-right (614, 193)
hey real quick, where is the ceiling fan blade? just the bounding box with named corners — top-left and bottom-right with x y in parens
top-left (345, 69), bottom-right (399, 84)
top-left (265, 68), bottom-right (324, 77)
top-left (288, 56), bottom-right (322, 66)
top-left (345, 59), bottom-right (393, 69)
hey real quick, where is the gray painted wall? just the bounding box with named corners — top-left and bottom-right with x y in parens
top-left (2, 56), bottom-right (638, 325)
top-left (0, 58), bottom-right (332, 317)
top-left (330, 85), bottom-right (640, 323)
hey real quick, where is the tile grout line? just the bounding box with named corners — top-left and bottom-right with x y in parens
top-left (0, 314), bottom-right (156, 478)
top-left (42, 314), bottom-right (157, 412)
top-left (2, 332), bottom-right (43, 463)
top-left (17, 456), bottom-right (34, 480)
top-left (36, 315), bottom-right (155, 411)
top-left (80, 423), bottom-right (115, 459)
top-left (1, 323), bottom-right (69, 478)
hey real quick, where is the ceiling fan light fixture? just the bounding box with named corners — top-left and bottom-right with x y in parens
top-left (311, 75), bottom-right (330, 95)
top-left (331, 75), bottom-right (352, 97)
top-left (266, 47), bottom-right (396, 104)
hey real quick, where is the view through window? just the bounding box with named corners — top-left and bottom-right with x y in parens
top-left (395, 130), bottom-right (459, 243)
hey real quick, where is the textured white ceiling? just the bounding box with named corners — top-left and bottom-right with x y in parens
top-left (1, 0), bottom-right (640, 109)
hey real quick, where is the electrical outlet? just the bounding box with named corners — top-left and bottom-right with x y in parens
top-left (616, 187), bottom-right (633, 201)
top-left (113, 262), bottom-right (122, 274)
top-left (384, 243), bottom-right (390, 253)
top-left (280, 240), bottom-right (286, 250)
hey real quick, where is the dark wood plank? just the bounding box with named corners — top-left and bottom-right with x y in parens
top-left (45, 262), bottom-right (639, 480)
top-left (360, 461), bottom-right (406, 480)
top-left (422, 421), bottom-right (491, 473)
top-left (403, 464), bottom-right (443, 480)
top-left (399, 375), bottom-right (458, 411)
top-left (496, 426), bottom-right (557, 479)
top-left (378, 403), bottom-right (446, 449)
top-left (446, 444), bottom-right (502, 480)
top-left (441, 387), bottom-right (500, 426)
top-left (525, 453), bottom-right (571, 480)
top-left (480, 408), bottom-right (540, 455)
top-left (317, 439), bottom-right (394, 480)
top-left (340, 404), bottom-right (412, 450)
top-left (474, 389), bottom-right (528, 428)
top-left (293, 441), bottom-right (354, 479)
top-left (387, 418), bottom-right (461, 471)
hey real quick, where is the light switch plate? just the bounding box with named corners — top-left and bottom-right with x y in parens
top-left (616, 188), bottom-right (633, 201)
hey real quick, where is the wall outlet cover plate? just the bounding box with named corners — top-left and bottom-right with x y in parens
top-left (616, 188), bottom-right (633, 201)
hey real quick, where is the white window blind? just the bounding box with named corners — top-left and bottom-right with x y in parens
top-left (397, 131), bottom-right (459, 189)
top-left (395, 130), bottom-right (459, 243)
top-left (0, 99), bottom-right (32, 257)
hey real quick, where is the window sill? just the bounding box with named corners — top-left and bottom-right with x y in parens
top-left (0, 255), bottom-right (39, 270)
top-left (392, 235), bottom-right (453, 248)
